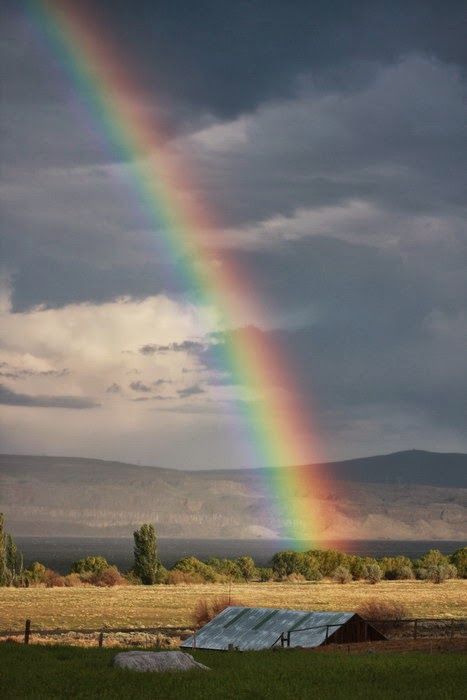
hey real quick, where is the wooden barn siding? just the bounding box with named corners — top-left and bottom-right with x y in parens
top-left (328, 615), bottom-right (386, 644)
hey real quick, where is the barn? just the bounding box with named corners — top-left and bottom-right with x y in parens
top-left (181, 606), bottom-right (386, 651)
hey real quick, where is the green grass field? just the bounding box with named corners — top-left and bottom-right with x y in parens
top-left (0, 643), bottom-right (465, 700)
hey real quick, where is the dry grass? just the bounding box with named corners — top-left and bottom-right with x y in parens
top-left (1, 579), bottom-right (466, 632)
top-left (192, 596), bottom-right (245, 627)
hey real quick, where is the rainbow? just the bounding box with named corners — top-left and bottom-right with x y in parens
top-left (28, 0), bottom-right (340, 545)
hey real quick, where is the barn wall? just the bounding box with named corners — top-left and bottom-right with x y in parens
top-left (328, 615), bottom-right (386, 644)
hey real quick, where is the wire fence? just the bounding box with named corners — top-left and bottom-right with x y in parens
top-left (1, 617), bottom-right (466, 647)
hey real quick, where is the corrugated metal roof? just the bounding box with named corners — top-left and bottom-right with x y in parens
top-left (181, 607), bottom-right (356, 651)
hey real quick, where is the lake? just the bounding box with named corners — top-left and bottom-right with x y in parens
top-left (14, 537), bottom-right (466, 574)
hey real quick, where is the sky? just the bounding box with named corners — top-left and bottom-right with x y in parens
top-left (1, 0), bottom-right (466, 469)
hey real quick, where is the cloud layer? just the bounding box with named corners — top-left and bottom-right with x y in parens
top-left (1, 1), bottom-right (466, 466)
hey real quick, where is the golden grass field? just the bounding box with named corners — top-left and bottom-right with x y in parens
top-left (1, 579), bottom-right (466, 632)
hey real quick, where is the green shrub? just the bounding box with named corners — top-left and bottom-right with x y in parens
top-left (71, 556), bottom-right (109, 575)
top-left (450, 547), bottom-right (467, 578)
top-left (425, 564), bottom-right (456, 584)
top-left (172, 556), bottom-right (218, 582)
top-left (333, 565), bottom-right (352, 584)
top-left (366, 564), bottom-right (383, 584)
top-left (22, 562), bottom-right (47, 586)
top-left (379, 556), bottom-right (414, 580)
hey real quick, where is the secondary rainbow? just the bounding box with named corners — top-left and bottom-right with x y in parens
top-left (29, 0), bottom-right (339, 545)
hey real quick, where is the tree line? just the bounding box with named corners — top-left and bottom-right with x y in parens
top-left (1, 514), bottom-right (466, 587)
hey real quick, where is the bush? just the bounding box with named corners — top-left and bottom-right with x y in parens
top-left (307, 549), bottom-right (349, 577)
top-left (396, 565), bottom-right (415, 580)
top-left (71, 557), bottom-right (109, 575)
top-left (366, 564), bottom-right (383, 584)
top-left (379, 556), bottom-right (414, 580)
top-left (348, 556), bottom-right (369, 580)
top-left (192, 596), bottom-right (244, 628)
top-left (272, 550), bottom-right (323, 580)
top-left (172, 557), bottom-right (218, 582)
top-left (22, 562), bottom-right (47, 586)
top-left (333, 566), bottom-right (352, 584)
top-left (257, 567), bottom-right (274, 582)
top-left (44, 569), bottom-right (66, 587)
top-left (450, 547), bottom-right (467, 578)
top-left (167, 570), bottom-right (205, 585)
top-left (425, 564), bottom-right (454, 584)
top-left (357, 599), bottom-right (409, 620)
top-left (89, 566), bottom-right (127, 587)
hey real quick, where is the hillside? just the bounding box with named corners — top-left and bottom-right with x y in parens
top-left (1, 451), bottom-right (466, 540)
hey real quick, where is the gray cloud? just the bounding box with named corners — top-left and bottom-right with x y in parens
top-left (177, 385), bottom-right (205, 399)
top-left (0, 363), bottom-right (68, 380)
top-left (0, 384), bottom-right (99, 409)
top-left (106, 383), bottom-right (122, 394)
top-left (139, 340), bottom-right (206, 355)
top-left (129, 381), bottom-right (151, 393)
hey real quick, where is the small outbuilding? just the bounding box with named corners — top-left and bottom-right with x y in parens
top-left (181, 606), bottom-right (385, 651)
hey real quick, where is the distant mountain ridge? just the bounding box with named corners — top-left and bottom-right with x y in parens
top-left (197, 450), bottom-right (467, 488)
top-left (1, 450), bottom-right (466, 540)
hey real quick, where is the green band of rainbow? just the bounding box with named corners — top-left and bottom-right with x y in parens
top-left (28, 0), bottom-right (340, 545)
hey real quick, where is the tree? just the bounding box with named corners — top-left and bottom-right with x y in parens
top-left (133, 523), bottom-right (160, 584)
top-left (71, 556), bottom-right (109, 575)
top-left (236, 556), bottom-right (256, 581)
top-left (450, 547), bottom-right (467, 578)
top-left (0, 514), bottom-right (7, 586)
top-left (0, 513), bottom-right (22, 586)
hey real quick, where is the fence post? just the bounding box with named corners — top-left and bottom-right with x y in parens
top-left (450, 619), bottom-right (454, 640)
top-left (286, 631), bottom-right (291, 647)
top-left (24, 619), bottom-right (31, 645)
top-left (413, 619), bottom-right (418, 640)
top-left (98, 632), bottom-right (104, 648)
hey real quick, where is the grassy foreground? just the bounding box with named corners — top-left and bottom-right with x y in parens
top-left (0, 643), bottom-right (465, 700)
top-left (1, 579), bottom-right (466, 631)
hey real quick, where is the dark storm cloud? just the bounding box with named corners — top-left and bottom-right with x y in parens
top-left (0, 384), bottom-right (99, 409)
top-left (1, 0), bottom-right (466, 460)
top-left (60, 0), bottom-right (467, 119)
top-left (227, 234), bottom-right (467, 438)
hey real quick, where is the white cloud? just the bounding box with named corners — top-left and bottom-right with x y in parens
top-left (0, 282), bottom-right (268, 466)
top-left (0, 283), bottom-right (217, 402)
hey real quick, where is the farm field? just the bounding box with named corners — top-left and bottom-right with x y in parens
top-left (0, 643), bottom-right (466, 700)
top-left (1, 579), bottom-right (466, 631)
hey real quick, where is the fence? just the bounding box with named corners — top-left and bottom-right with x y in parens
top-left (1, 617), bottom-right (466, 648)
top-left (275, 618), bottom-right (467, 648)
top-left (0, 621), bottom-right (188, 647)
